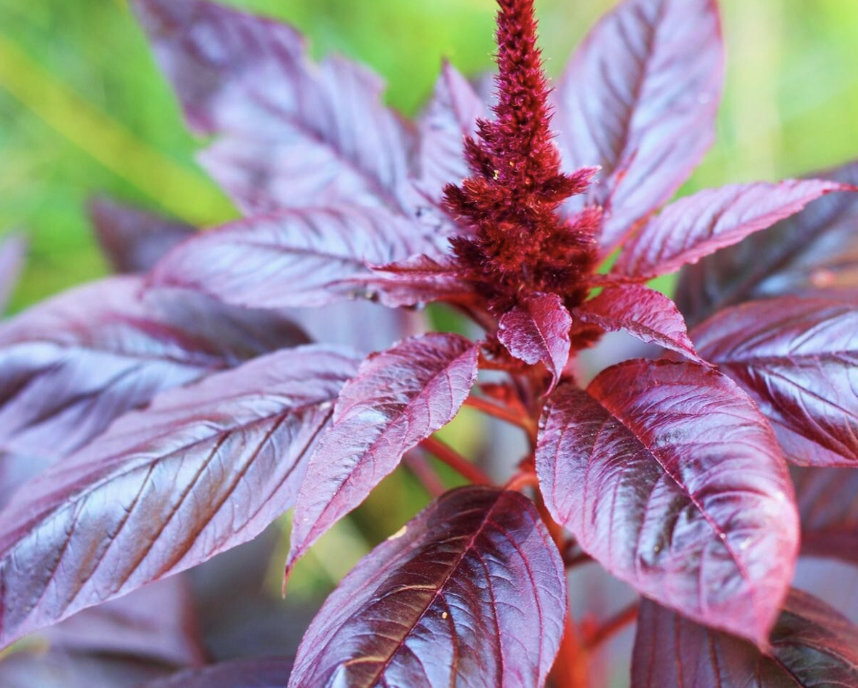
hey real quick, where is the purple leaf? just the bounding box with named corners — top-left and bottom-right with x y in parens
top-left (793, 467), bottom-right (858, 564)
top-left (555, 0), bottom-right (723, 255)
top-left (0, 276), bottom-right (307, 458)
top-left (573, 286), bottom-right (704, 363)
top-left (677, 160), bottom-right (858, 326)
top-left (288, 487), bottom-right (566, 688)
top-left (632, 590), bottom-right (858, 687)
top-left (535, 359), bottom-right (798, 645)
top-left (0, 345), bottom-right (358, 647)
top-left (0, 233), bottom-right (26, 315)
top-left (143, 658), bottom-right (293, 688)
top-left (414, 62), bottom-right (486, 203)
top-left (89, 197), bottom-right (195, 274)
top-left (498, 293), bottom-right (572, 389)
top-left (286, 333), bottom-right (479, 574)
top-left (133, 0), bottom-right (414, 216)
top-left (360, 254), bottom-right (474, 308)
top-left (613, 180), bottom-right (852, 279)
top-left (149, 205), bottom-right (427, 310)
top-left (693, 297), bottom-right (858, 467)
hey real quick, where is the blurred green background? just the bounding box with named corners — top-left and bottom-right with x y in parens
top-left (1, 0), bottom-right (857, 312)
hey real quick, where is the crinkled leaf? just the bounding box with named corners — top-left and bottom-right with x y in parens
top-left (288, 487), bottom-right (566, 688)
top-left (678, 160), bottom-right (858, 326)
top-left (693, 297), bottom-right (858, 467)
top-left (632, 591), bottom-right (858, 687)
top-left (89, 197), bottom-right (196, 274)
top-left (0, 276), bottom-right (307, 458)
top-left (793, 467), bottom-right (858, 564)
top-left (573, 286), bottom-right (703, 363)
top-left (498, 293), bottom-right (572, 389)
top-left (0, 233), bottom-right (26, 315)
top-left (286, 333), bottom-right (479, 574)
top-left (0, 346), bottom-right (358, 647)
top-left (143, 658), bottom-right (293, 688)
top-left (613, 180), bottom-right (851, 278)
top-left (134, 0), bottom-right (414, 216)
top-left (555, 0), bottom-right (723, 255)
top-left (150, 205), bottom-right (427, 309)
top-left (415, 62), bottom-right (486, 203)
top-left (536, 360), bottom-right (798, 645)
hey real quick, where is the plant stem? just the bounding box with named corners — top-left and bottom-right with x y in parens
top-left (420, 437), bottom-right (491, 486)
top-left (585, 603), bottom-right (640, 651)
top-left (551, 612), bottom-right (589, 688)
top-left (464, 395), bottom-right (536, 436)
top-left (404, 453), bottom-right (446, 497)
top-left (505, 471), bottom-right (539, 492)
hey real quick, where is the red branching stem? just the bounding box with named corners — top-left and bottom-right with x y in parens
top-left (551, 610), bottom-right (589, 688)
top-left (464, 394), bottom-right (535, 434)
top-left (420, 436), bottom-right (492, 486)
top-left (585, 603), bottom-right (640, 651)
top-left (504, 471), bottom-right (539, 492)
top-left (404, 453), bottom-right (446, 498)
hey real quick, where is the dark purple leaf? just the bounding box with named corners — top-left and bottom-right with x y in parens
top-left (793, 467), bottom-right (858, 564)
top-left (678, 160), bottom-right (858, 326)
top-left (0, 345), bottom-right (358, 647)
top-left (555, 0), bottom-right (723, 255)
top-left (0, 276), bottom-right (307, 458)
top-left (0, 233), bottom-right (26, 315)
top-left (535, 359), bottom-right (798, 645)
top-left (414, 62), bottom-right (486, 203)
top-left (632, 590), bottom-right (858, 687)
top-left (89, 197), bottom-right (196, 274)
top-left (143, 658), bottom-right (293, 688)
top-left (573, 286), bottom-right (704, 363)
top-left (693, 297), bottom-right (858, 467)
top-left (288, 487), bottom-right (566, 688)
top-left (498, 293), bottom-right (572, 389)
top-left (360, 254), bottom-right (473, 308)
top-left (149, 205), bottom-right (427, 310)
top-left (286, 333), bottom-right (479, 574)
top-left (613, 180), bottom-right (851, 278)
top-left (134, 0), bottom-right (414, 216)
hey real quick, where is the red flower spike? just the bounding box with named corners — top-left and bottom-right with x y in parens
top-left (444, 0), bottom-right (601, 311)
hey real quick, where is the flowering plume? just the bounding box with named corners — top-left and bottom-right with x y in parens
top-left (444, 0), bottom-right (601, 311)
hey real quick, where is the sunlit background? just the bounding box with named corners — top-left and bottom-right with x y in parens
top-left (1, 0), bottom-right (857, 683)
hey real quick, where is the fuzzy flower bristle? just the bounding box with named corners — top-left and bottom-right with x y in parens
top-left (444, 0), bottom-right (601, 311)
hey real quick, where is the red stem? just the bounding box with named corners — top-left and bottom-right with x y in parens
top-left (504, 471), bottom-right (539, 492)
top-left (404, 453), bottom-right (446, 497)
top-left (585, 603), bottom-right (640, 651)
top-left (464, 395), bottom-right (536, 436)
top-left (420, 437), bottom-right (491, 486)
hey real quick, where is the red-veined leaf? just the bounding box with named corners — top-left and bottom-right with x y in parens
top-left (0, 233), bottom-right (26, 315)
top-left (613, 180), bottom-right (852, 279)
top-left (360, 254), bottom-right (473, 308)
top-left (573, 285), bottom-right (703, 363)
top-left (149, 205), bottom-right (427, 309)
top-left (0, 346), bottom-right (358, 648)
top-left (89, 197), bottom-right (195, 274)
top-left (535, 359), bottom-right (798, 645)
top-left (143, 658), bottom-right (293, 688)
top-left (678, 160), bottom-right (858, 325)
top-left (632, 591), bottom-right (858, 687)
top-left (793, 467), bottom-right (858, 564)
top-left (498, 293), bottom-right (572, 389)
top-left (288, 487), bottom-right (566, 688)
top-left (133, 0), bottom-right (414, 216)
top-left (693, 297), bottom-right (858, 467)
top-left (286, 333), bottom-right (479, 575)
top-left (555, 0), bottom-right (723, 255)
top-left (0, 276), bottom-right (307, 458)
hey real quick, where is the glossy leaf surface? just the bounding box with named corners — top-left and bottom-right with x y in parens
top-left (632, 590), bottom-right (858, 687)
top-left (536, 360), bottom-right (798, 645)
top-left (0, 276), bottom-right (306, 458)
top-left (144, 658), bottom-right (293, 688)
top-left (555, 0), bottom-right (723, 255)
top-left (288, 487), bottom-right (566, 688)
top-left (0, 346), bottom-right (358, 647)
top-left (498, 293), bottom-right (572, 389)
top-left (678, 161), bottom-right (858, 325)
top-left (793, 467), bottom-right (858, 564)
top-left (287, 333), bottom-right (479, 573)
top-left (614, 180), bottom-right (850, 278)
top-left (134, 0), bottom-right (414, 215)
top-left (694, 297), bottom-right (858, 466)
top-left (573, 286), bottom-right (703, 362)
top-left (150, 205), bottom-right (426, 309)
top-left (89, 197), bottom-right (195, 274)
